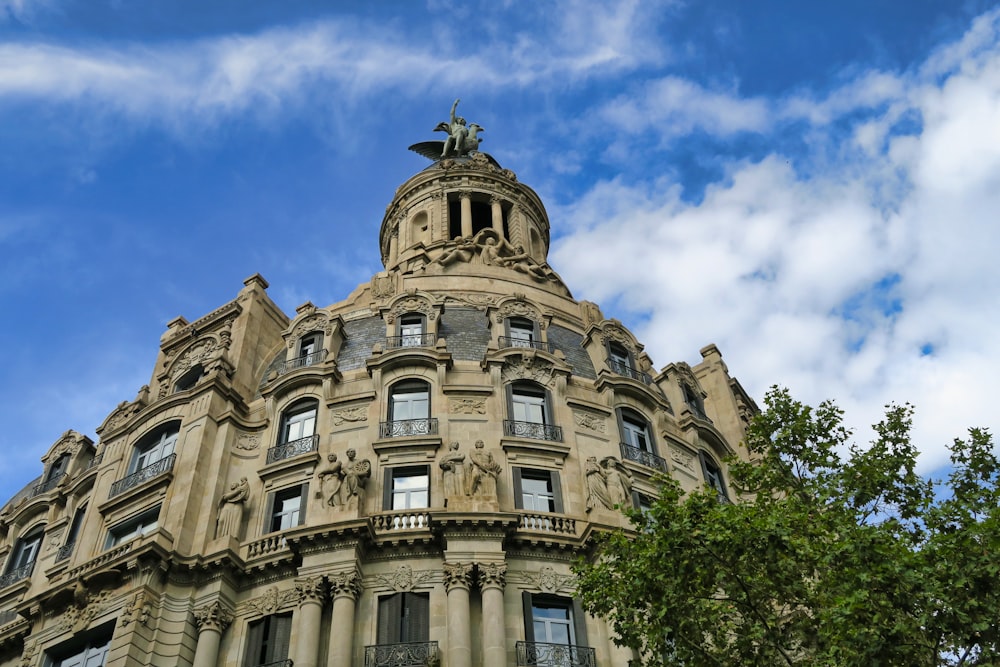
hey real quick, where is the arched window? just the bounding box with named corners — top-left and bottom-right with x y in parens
top-left (617, 408), bottom-right (666, 472)
top-left (505, 381), bottom-right (562, 442)
top-left (699, 452), bottom-right (729, 503)
top-left (382, 380), bottom-right (435, 437)
top-left (3, 525), bottom-right (44, 584)
top-left (683, 383), bottom-right (708, 420)
top-left (269, 399), bottom-right (320, 464)
top-left (130, 422), bottom-right (179, 474)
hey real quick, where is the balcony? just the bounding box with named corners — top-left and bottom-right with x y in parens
top-left (55, 542), bottom-right (75, 562)
top-left (499, 336), bottom-right (550, 352)
top-left (607, 358), bottom-right (653, 385)
top-left (385, 333), bottom-right (437, 349)
top-left (364, 641), bottom-right (439, 667)
top-left (504, 420), bottom-right (563, 442)
top-left (109, 454), bottom-right (176, 498)
top-left (278, 349), bottom-right (327, 375)
top-left (371, 510), bottom-right (431, 533)
top-left (266, 434), bottom-right (320, 465)
top-left (518, 512), bottom-right (576, 535)
top-left (619, 442), bottom-right (668, 473)
top-left (379, 418), bottom-right (439, 439)
top-left (0, 563), bottom-right (33, 589)
top-left (31, 473), bottom-right (66, 497)
top-left (516, 641), bottom-right (596, 667)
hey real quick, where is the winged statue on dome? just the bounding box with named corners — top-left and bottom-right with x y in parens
top-left (408, 99), bottom-right (501, 167)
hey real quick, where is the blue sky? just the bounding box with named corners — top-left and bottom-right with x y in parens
top-left (2, 0), bottom-right (999, 503)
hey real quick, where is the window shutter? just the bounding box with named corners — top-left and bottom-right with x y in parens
top-left (542, 389), bottom-right (554, 426)
top-left (571, 598), bottom-right (589, 647)
top-left (263, 491), bottom-right (277, 534)
top-left (402, 592), bottom-right (430, 642)
top-left (521, 591), bottom-right (536, 643)
top-left (382, 467), bottom-right (394, 510)
top-left (698, 451), bottom-right (711, 484)
top-left (614, 408), bottom-right (626, 443)
top-left (631, 489), bottom-right (642, 508)
top-left (244, 619), bottom-right (265, 666)
top-left (505, 384), bottom-right (514, 419)
top-left (550, 471), bottom-right (564, 514)
top-left (269, 614), bottom-right (292, 662)
top-left (532, 320), bottom-right (542, 343)
top-left (297, 483), bottom-right (308, 527)
top-left (377, 593), bottom-right (403, 644)
top-left (512, 468), bottom-right (524, 510)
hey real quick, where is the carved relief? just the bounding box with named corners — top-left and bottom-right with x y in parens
top-left (120, 592), bottom-right (152, 628)
top-left (494, 298), bottom-right (541, 325)
top-left (442, 562), bottom-right (474, 592)
top-left (599, 324), bottom-right (635, 353)
top-left (295, 576), bottom-right (327, 605)
top-left (477, 562), bottom-right (507, 591)
top-left (103, 399), bottom-right (143, 434)
top-left (331, 406), bottom-right (368, 425)
top-left (20, 638), bottom-right (37, 667)
top-left (245, 586), bottom-right (299, 617)
top-left (234, 432), bottom-right (261, 451)
top-left (445, 293), bottom-right (496, 308)
top-left (573, 411), bottom-right (607, 433)
top-left (449, 398), bottom-right (486, 415)
top-left (371, 274), bottom-right (396, 299)
top-left (374, 565), bottom-right (434, 592)
top-left (329, 570), bottom-right (362, 600)
top-left (290, 312), bottom-right (333, 341)
top-left (671, 447), bottom-right (696, 472)
top-left (501, 355), bottom-right (556, 386)
top-left (524, 566), bottom-right (575, 594)
top-left (385, 295), bottom-right (435, 324)
top-left (193, 601), bottom-right (233, 633)
top-left (59, 588), bottom-right (112, 634)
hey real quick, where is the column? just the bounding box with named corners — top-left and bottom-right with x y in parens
top-left (478, 562), bottom-right (508, 667)
top-left (294, 576), bottom-right (328, 667)
top-left (490, 196), bottom-right (504, 236)
top-left (443, 562), bottom-right (474, 667)
top-left (192, 601), bottom-right (233, 667)
top-left (328, 570), bottom-right (362, 667)
top-left (460, 192), bottom-right (473, 238)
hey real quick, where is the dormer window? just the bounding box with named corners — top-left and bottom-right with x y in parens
top-left (683, 383), bottom-right (708, 420)
top-left (502, 317), bottom-right (544, 351)
top-left (173, 364), bottom-right (203, 393)
top-left (608, 343), bottom-right (632, 375)
top-left (298, 332), bottom-right (323, 364)
top-left (399, 314), bottom-right (426, 348)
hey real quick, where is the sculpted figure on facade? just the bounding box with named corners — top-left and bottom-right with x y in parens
top-left (316, 453), bottom-right (344, 509)
top-left (467, 440), bottom-right (502, 500)
top-left (585, 456), bottom-right (613, 510)
top-left (439, 441), bottom-right (467, 506)
top-left (342, 448), bottom-right (371, 510)
top-left (437, 98), bottom-right (483, 158)
top-left (215, 477), bottom-right (249, 539)
top-left (602, 456), bottom-right (633, 508)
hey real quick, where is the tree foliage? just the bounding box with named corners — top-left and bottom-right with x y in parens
top-left (574, 388), bottom-right (1000, 666)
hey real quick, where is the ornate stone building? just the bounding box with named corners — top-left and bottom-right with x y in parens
top-left (0, 107), bottom-right (757, 667)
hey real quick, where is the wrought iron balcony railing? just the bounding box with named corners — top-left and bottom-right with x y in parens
top-left (266, 434), bottom-right (320, 464)
top-left (504, 420), bottom-right (563, 442)
top-left (385, 333), bottom-right (437, 349)
top-left (606, 358), bottom-right (653, 385)
top-left (499, 336), bottom-right (550, 352)
top-left (379, 418), bottom-right (439, 439)
top-left (31, 473), bottom-right (66, 497)
top-left (278, 349), bottom-right (327, 375)
top-left (55, 542), bottom-right (75, 562)
top-left (0, 563), bottom-right (33, 589)
top-left (364, 641), bottom-right (439, 667)
top-left (516, 641), bottom-right (596, 667)
top-left (619, 442), bottom-right (668, 472)
top-left (109, 454), bottom-right (176, 498)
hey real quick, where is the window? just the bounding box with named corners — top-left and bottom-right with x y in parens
top-left (384, 466), bottom-right (430, 511)
top-left (267, 485), bottom-right (307, 533)
top-left (513, 468), bottom-right (563, 513)
top-left (130, 423), bottom-right (179, 474)
top-left (279, 400), bottom-right (317, 444)
top-left (504, 317), bottom-right (540, 350)
top-left (298, 332), bottom-right (323, 361)
top-left (399, 314), bottom-right (426, 347)
top-left (699, 452), bottom-right (729, 502)
top-left (683, 383), bottom-right (708, 420)
top-left (607, 342), bottom-right (632, 375)
top-left (173, 364), bottom-right (203, 393)
top-left (46, 625), bottom-right (112, 667)
top-left (521, 593), bottom-right (589, 651)
top-left (506, 382), bottom-right (561, 441)
top-left (58, 505), bottom-right (87, 561)
top-left (244, 613), bottom-right (292, 667)
top-left (46, 453), bottom-right (70, 482)
top-left (4, 526), bottom-right (43, 580)
top-left (377, 592), bottom-right (430, 644)
top-left (383, 380), bottom-right (436, 438)
top-left (619, 410), bottom-right (652, 452)
top-left (106, 506), bottom-right (159, 548)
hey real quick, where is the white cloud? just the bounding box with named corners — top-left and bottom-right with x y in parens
top-left (551, 14), bottom-right (1000, 470)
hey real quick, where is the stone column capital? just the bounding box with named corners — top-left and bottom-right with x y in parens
top-left (443, 562), bottom-right (474, 592)
top-left (296, 575), bottom-right (328, 607)
top-left (328, 570), bottom-right (363, 601)
top-left (458, 190), bottom-right (473, 200)
top-left (477, 562), bottom-right (507, 592)
top-left (193, 601), bottom-right (233, 634)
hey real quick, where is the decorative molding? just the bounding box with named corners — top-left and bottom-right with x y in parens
top-left (523, 566), bottom-right (575, 594)
top-left (234, 432), bottom-right (261, 451)
top-left (295, 576), bottom-right (328, 606)
top-left (120, 592), bottom-right (152, 628)
top-left (193, 601), bottom-right (233, 633)
top-left (244, 586), bottom-right (299, 617)
top-left (599, 324), bottom-right (635, 353)
top-left (494, 298), bottom-right (541, 325)
top-left (477, 562), bottom-right (507, 591)
top-left (371, 275), bottom-right (396, 299)
top-left (374, 564), bottom-right (434, 592)
top-left (289, 312), bottom-right (334, 341)
top-left (450, 398), bottom-right (486, 415)
top-left (444, 293), bottom-right (495, 309)
top-left (331, 406), bottom-right (368, 426)
top-left (573, 410), bottom-right (607, 433)
top-left (20, 638), bottom-right (38, 667)
top-left (670, 447), bottom-right (696, 472)
top-left (442, 562), bottom-right (474, 592)
top-left (385, 295), bottom-right (436, 324)
top-left (329, 570), bottom-right (363, 600)
top-left (501, 355), bottom-right (556, 387)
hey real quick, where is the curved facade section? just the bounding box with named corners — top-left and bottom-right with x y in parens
top-left (0, 142), bottom-right (757, 667)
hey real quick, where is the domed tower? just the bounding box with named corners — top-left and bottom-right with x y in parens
top-left (0, 102), bottom-right (757, 667)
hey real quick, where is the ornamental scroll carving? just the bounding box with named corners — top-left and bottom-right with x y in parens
top-left (371, 274), bottom-right (396, 299)
top-left (374, 564), bottom-right (434, 592)
top-left (573, 410), bottom-right (607, 433)
top-left (442, 562), bottom-right (474, 592)
top-left (477, 562), bottom-right (507, 591)
top-left (501, 355), bottom-right (556, 387)
top-left (523, 566), bottom-right (575, 594)
top-left (193, 601), bottom-right (233, 633)
top-left (599, 324), bottom-right (636, 354)
top-left (244, 586), bottom-right (299, 617)
top-left (450, 398), bottom-right (486, 415)
top-left (494, 298), bottom-right (542, 326)
top-left (20, 639), bottom-right (38, 667)
top-left (103, 399), bottom-right (143, 434)
top-left (331, 406), bottom-right (368, 425)
top-left (289, 312), bottom-right (335, 346)
top-left (385, 295), bottom-right (436, 324)
top-left (234, 432), bottom-right (261, 451)
top-left (46, 430), bottom-right (88, 462)
top-left (446, 293), bottom-right (496, 308)
top-left (329, 570), bottom-right (362, 600)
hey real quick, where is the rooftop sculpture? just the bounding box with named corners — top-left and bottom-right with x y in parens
top-left (409, 99), bottom-right (499, 166)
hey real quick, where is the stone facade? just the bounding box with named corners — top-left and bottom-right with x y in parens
top-left (0, 148), bottom-right (758, 667)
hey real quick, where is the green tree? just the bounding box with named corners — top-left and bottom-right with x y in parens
top-left (574, 387), bottom-right (999, 666)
